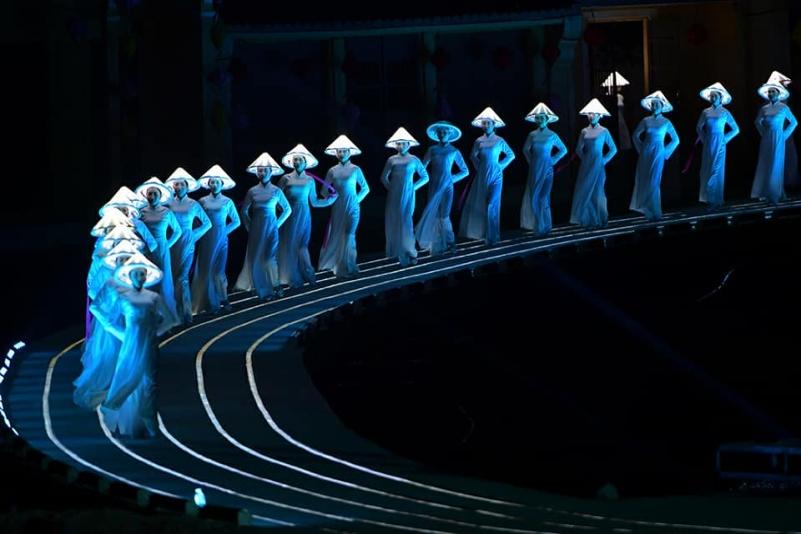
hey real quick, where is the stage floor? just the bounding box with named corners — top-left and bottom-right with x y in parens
top-left (5, 200), bottom-right (801, 532)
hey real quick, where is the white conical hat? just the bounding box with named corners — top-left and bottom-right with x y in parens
top-left (135, 177), bottom-right (173, 202)
top-left (115, 253), bottom-right (163, 288)
top-left (524, 102), bottom-right (559, 123)
top-left (281, 144), bottom-right (319, 169)
top-left (246, 152), bottom-right (284, 176)
top-left (102, 240), bottom-right (141, 268)
top-left (97, 225), bottom-right (145, 251)
top-left (471, 106), bottom-right (506, 128)
top-left (91, 207), bottom-right (133, 237)
top-left (324, 135), bottom-right (362, 156)
top-left (699, 82), bottom-right (732, 105)
top-left (640, 90), bottom-right (673, 113)
top-left (601, 71), bottom-right (630, 88)
top-left (758, 81), bottom-right (790, 101)
top-left (579, 98), bottom-right (611, 117)
top-left (758, 70), bottom-right (791, 100)
top-left (767, 70), bottom-right (791, 86)
top-left (385, 127), bottom-right (420, 149)
top-left (425, 121), bottom-right (462, 143)
top-left (99, 187), bottom-right (143, 218)
top-left (165, 167), bottom-right (200, 193)
top-left (199, 164), bottom-right (236, 190)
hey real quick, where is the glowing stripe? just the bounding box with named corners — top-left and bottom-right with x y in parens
top-left (97, 408), bottom-right (356, 523)
top-left (158, 413), bottom-right (502, 529)
top-left (165, 214), bottom-right (653, 348)
top-left (100, 415), bottom-right (485, 533)
top-left (13, 341), bottom-right (26, 350)
top-left (43, 340), bottom-right (181, 498)
top-left (194, 339), bottom-right (460, 509)
top-left (238, 229), bottom-right (635, 504)
top-left (543, 522), bottom-right (597, 530)
top-left (181, 227), bottom-right (648, 513)
top-left (180, 201), bottom-right (801, 511)
top-left (250, 514), bottom-right (296, 527)
top-left (32, 200), bottom-right (799, 533)
top-left (239, 215), bottom-right (799, 533)
top-left (543, 507), bottom-right (792, 533)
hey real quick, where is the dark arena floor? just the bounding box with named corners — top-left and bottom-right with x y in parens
top-left (3, 199), bottom-right (801, 533)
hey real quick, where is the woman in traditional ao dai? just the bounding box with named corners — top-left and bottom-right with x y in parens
top-left (570, 99), bottom-right (618, 229)
top-left (135, 178), bottom-right (182, 328)
top-left (165, 168), bottom-right (211, 324)
top-left (191, 168), bottom-right (240, 314)
top-left (381, 128), bottom-right (429, 266)
top-left (74, 242), bottom-right (138, 410)
top-left (319, 135), bottom-right (370, 277)
top-left (696, 83), bottom-right (739, 208)
top-left (415, 121), bottom-right (469, 254)
top-left (234, 155), bottom-right (292, 300)
top-left (629, 91), bottom-right (680, 221)
top-left (520, 103), bottom-right (568, 236)
top-left (97, 255), bottom-right (170, 438)
top-left (277, 144), bottom-right (336, 288)
top-left (752, 75), bottom-right (798, 204)
top-left (459, 107), bottom-right (515, 245)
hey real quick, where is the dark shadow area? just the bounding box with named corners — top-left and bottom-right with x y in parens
top-left (305, 215), bottom-right (801, 498)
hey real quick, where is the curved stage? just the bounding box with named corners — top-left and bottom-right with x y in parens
top-left (4, 200), bottom-right (801, 533)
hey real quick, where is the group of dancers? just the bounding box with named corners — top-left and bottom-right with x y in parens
top-left (74, 70), bottom-right (798, 437)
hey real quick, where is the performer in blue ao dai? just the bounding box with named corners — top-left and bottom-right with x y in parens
top-left (696, 82), bottom-right (739, 209)
top-left (135, 177), bottom-right (182, 326)
top-left (74, 240), bottom-right (140, 410)
top-left (234, 154), bottom-right (292, 300)
top-left (767, 71), bottom-right (801, 191)
top-left (319, 135), bottom-right (370, 277)
top-left (277, 144), bottom-right (337, 287)
top-left (414, 121), bottom-right (469, 255)
top-left (97, 254), bottom-right (171, 438)
top-left (191, 167), bottom-right (240, 314)
top-left (520, 103), bottom-right (568, 236)
top-left (165, 167), bottom-right (211, 324)
top-left (570, 98), bottom-right (618, 229)
top-left (459, 107), bottom-right (515, 245)
top-left (752, 71), bottom-right (799, 204)
top-left (381, 127), bottom-right (429, 266)
top-left (629, 91), bottom-right (680, 221)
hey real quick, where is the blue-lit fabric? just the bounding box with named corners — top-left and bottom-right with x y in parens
top-left (520, 128), bottom-right (567, 235)
top-left (278, 173), bottom-right (334, 287)
top-left (139, 205), bottom-right (182, 326)
top-left (415, 143), bottom-right (468, 255)
top-left (319, 162), bottom-right (368, 277)
top-left (630, 115), bottom-right (680, 221)
top-left (167, 197), bottom-right (211, 322)
top-left (235, 183), bottom-right (290, 298)
top-left (459, 133), bottom-right (515, 245)
top-left (697, 106), bottom-right (739, 207)
top-left (74, 273), bottom-right (125, 409)
top-left (570, 125), bottom-right (617, 228)
top-left (381, 153), bottom-right (428, 266)
top-left (752, 102), bottom-right (798, 203)
top-left (191, 194), bottom-right (240, 313)
top-left (101, 287), bottom-right (170, 438)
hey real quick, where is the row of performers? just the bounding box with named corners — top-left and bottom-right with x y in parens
top-left (87, 77), bottom-right (797, 328)
top-left (75, 75), bottom-right (797, 437)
